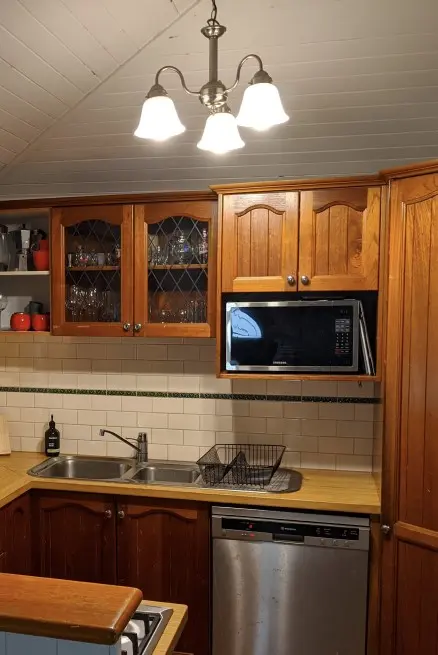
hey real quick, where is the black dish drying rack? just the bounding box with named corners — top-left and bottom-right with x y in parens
top-left (197, 444), bottom-right (285, 488)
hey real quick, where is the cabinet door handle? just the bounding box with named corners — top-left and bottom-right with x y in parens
top-left (381, 524), bottom-right (391, 536)
top-left (134, 323), bottom-right (142, 333)
top-left (104, 509), bottom-right (112, 519)
top-left (300, 275), bottom-right (310, 285)
top-left (287, 275), bottom-right (296, 286)
top-left (123, 322), bottom-right (131, 332)
top-left (118, 510), bottom-right (125, 520)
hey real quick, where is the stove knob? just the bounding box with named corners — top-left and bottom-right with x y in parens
top-left (320, 538), bottom-right (326, 546)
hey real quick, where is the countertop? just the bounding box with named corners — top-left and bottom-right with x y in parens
top-left (0, 452), bottom-right (381, 514)
top-left (0, 573), bottom-right (187, 654)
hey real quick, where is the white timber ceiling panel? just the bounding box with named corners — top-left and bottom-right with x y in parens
top-left (0, 0), bottom-right (199, 178)
top-left (0, 0), bottom-right (437, 198)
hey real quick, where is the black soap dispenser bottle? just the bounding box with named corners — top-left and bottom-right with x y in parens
top-left (45, 415), bottom-right (60, 457)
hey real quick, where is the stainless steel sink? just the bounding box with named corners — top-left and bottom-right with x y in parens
top-left (29, 456), bottom-right (135, 481)
top-left (131, 463), bottom-right (200, 485)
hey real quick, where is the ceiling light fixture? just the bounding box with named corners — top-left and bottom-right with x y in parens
top-left (134, 0), bottom-right (289, 154)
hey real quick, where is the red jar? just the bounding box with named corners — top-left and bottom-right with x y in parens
top-left (10, 313), bottom-right (31, 331)
top-left (31, 313), bottom-right (49, 332)
top-left (33, 250), bottom-right (50, 271)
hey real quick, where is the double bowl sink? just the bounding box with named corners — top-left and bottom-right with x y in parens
top-left (29, 456), bottom-right (201, 486)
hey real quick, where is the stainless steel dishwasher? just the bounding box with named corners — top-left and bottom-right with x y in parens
top-left (212, 506), bottom-right (370, 655)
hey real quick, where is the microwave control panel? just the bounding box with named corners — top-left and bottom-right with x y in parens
top-left (334, 317), bottom-right (352, 356)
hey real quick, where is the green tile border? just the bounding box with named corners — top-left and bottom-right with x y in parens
top-left (0, 386), bottom-right (378, 404)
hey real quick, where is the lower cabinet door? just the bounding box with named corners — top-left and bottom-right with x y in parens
top-left (34, 492), bottom-right (117, 584)
top-left (117, 498), bottom-right (210, 655)
top-left (0, 494), bottom-right (31, 575)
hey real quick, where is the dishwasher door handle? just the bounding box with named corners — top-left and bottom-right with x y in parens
top-left (273, 534), bottom-right (304, 543)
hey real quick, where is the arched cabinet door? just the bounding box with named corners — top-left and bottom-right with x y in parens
top-left (134, 200), bottom-right (217, 338)
top-left (221, 191), bottom-right (299, 292)
top-left (299, 187), bottom-right (382, 290)
top-left (116, 498), bottom-right (210, 655)
top-left (34, 492), bottom-right (116, 584)
top-left (381, 172), bottom-right (438, 655)
top-left (51, 204), bottom-right (134, 336)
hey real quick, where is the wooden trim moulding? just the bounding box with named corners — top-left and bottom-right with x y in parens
top-left (394, 522), bottom-right (438, 552)
top-left (380, 159), bottom-right (438, 180)
top-left (0, 190), bottom-right (216, 211)
top-left (211, 174), bottom-right (384, 194)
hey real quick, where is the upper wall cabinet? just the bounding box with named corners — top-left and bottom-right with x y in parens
top-left (51, 205), bottom-right (134, 337)
top-left (218, 185), bottom-right (382, 294)
top-left (299, 187), bottom-right (382, 291)
top-left (134, 200), bottom-right (217, 338)
top-left (51, 199), bottom-right (217, 338)
top-left (221, 192), bottom-right (299, 292)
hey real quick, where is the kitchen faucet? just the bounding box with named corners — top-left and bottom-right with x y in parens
top-left (99, 429), bottom-right (148, 464)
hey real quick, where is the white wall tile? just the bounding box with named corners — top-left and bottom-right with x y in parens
top-left (137, 344), bottom-right (167, 360)
top-left (354, 438), bottom-right (374, 456)
top-left (0, 372), bottom-right (19, 386)
top-left (52, 409), bottom-right (77, 424)
top-left (232, 379), bottom-right (267, 395)
top-left (168, 376), bottom-right (199, 393)
top-left (20, 436), bottom-right (41, 451)
top-left (318, 437), bottom-right (354, 455)
top-left (233, 417), bottom-right (267, 434)
top-left (149, 360), bottom-right (184, 374)
top-left (199, 345), bottom-right (216, 361)
top-left (284, 402), bottom-right (319, 419)
top-left (183, 430), bottom-right (215, 447)
top-left (215, 431), bottom-right (248, 444)
top-left (6, 358), bottom-right (33, 372)
top-left (10, 437), bottom-right (21, 451)
top-left (107, 411), bottom-right (136, 427)
top-left (249, 401), bottom-right (283, 418)
top-left (63, 394), bottom-right (92, 410)
top-left (122, 396), bottom-right (152, 412)
top-left (200, 414), bottom-right (233, 432)
top-left (48, 344), bottom-right (77, 359)
top-left (136, 375), bottom-right (168, 392)
top-left (19, 372), bottom-right (49, 388)
top-left (106, 344), bottom-right (136, 360)
top-left (354, 404), bottom-right (375, 421)
top-left (76, 344), bottom-right (107, 359)
top-left (267, 380), bottom-right (302, 396)
top-left (319, 403), bottom-right (355, 420)
top-left (148, 443), bottom-right (168, 460)
top-left (35, 359), bottom-right (62, 373)
top-left (35, 393), bottom-right (63, 409)
top-left (107, 374), bottom-right (136, 391)
top-left (151, 428), bottom-right (184, 445)
top-left (152, 397), bottom-right (184, 414)
top-left (106, 441), bottom-right (131, 458)
top-left (64, 424), bottom-right (91, 441)
top-left (215, 399), bottom-right (249, 416)
top-left (21, 407), bottom-right (48, 423)
top-left (78, 410), bottom-right (106, 426)
top-left (79, 374), bottom-right (107, 389)
top-left (77, 440), bottom-right (106, 456)
top-left (168, 345), bottom-right (199, 361)
top-left (62, 359), bottom-right (91, 373)
top-left (91, 395), bottom-right (122, 411)
top-left (338, 381), bottom-right (375, 398)
top-left (49, 373), bottom-right (78, 388)
top-left (93, 359), bottom-right (122, 374)
top-left (284, 435), bottom-right (318, 452)
top-left (7, 392), bottom-right (34, 407)
top-left (169, 413), bottom-right (200, 430)
top-left (302, 419), bottom-right (337, 437)
top-left (137, 412), bottom-right (168, 429)
top-left (337, 421), bottom-right (374, 438)
top-left (301, 453), bottom-right (336, 470)
top-left (60, 439), bottom-right (78, 455)
top-left (183, 361), bottom-right (214, 375)
top-left (168, 445), bottom-right (199, 462)
top-left (282, 451), bottom-right (302, 468)
top-left (183, 397), bottom-right (215, 414)
top-left (302, 381), bottom-right (338, 397)
top-left (20, 343), bottom-right (47, 358)
top-left (335, 455), bottom-right (372, 472)
top-left (199, 376), bottom-right (232, 394)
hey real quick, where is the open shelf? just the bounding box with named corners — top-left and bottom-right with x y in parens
top-left (66, 266), bottom-right (120, 272)
top-left (0, 270), bottom-right (50, 276)
top-left (149, 264), bottom-right (208, 270)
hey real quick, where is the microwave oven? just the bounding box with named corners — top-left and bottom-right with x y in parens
top-left (225, 299), bottom-right (363, 373)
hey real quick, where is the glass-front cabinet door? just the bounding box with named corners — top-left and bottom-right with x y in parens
top-left (51, 205), bottom-right (134, 336)
top-left (134, 201), bottom-right (217, 337)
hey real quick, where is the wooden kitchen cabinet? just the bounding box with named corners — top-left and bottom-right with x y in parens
top-left (51, 204), bottom-right (134, 337)
top-left (220, 191), bottom-right (299, 292)
top-left (299, 186), bottom-right (381, 290)
top-left (33, 491), bottom-right (117, 584)
top-left (0, 494), bottom-right (31, 575)
top-left (134, 200), bottom-right (217, 338)
top-left (380, 169), bottom-right (438, 653)
top-left (116, 498), bottom-right (210, 655)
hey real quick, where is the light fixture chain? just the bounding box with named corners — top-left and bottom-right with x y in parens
top-left (208, 0), bottom-right (219, 26)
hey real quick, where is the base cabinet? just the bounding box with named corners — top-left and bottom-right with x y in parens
top-left (32, 492), bottom-right (210, 655)
top-left (0, 494), bottom-right (31, 575)
top-left (117, 498), bottom-right (210, 655)
top-left (33, 492), bottom-right (117, 584)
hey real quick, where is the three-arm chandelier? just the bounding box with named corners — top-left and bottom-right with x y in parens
top-left (134, 0), bottom-right (289, 154)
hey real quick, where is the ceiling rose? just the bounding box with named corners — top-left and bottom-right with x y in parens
top-left (134, 0), bottom-right (289, 154)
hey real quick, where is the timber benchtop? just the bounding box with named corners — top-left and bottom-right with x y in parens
top-left (0, 573), bottom-right (143, 644)
top-left (0, 452), bottom-right (381, 514)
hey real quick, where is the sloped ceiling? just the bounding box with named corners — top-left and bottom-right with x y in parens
top-left (0, 0), bottom-right (438, 199)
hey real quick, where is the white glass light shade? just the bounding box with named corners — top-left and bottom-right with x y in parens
top-left (134, 95), bottom-right (186, 141)
top-left (237, 82), bottom-right (289, 131)
top-left (197, 112), bottom-right (245, 154)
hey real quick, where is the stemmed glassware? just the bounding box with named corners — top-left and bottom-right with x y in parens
top-left (0, 294), bottom-right (8, 328)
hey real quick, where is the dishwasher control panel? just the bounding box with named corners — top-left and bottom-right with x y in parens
top-left (213, 513), bottom-right (370, 551)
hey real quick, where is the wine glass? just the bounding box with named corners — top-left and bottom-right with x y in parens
top-left (0, 294), bottom-right (8, 328)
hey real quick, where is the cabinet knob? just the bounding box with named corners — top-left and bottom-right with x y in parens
top-left (381, 524), bottom-right (391, 535)
top-left (104, 509), bottom-right (112, 519)
top-left (118, 510), bottom-right (125, 520)
top-left (300, 275), bottom-right (310, 285)
top-left (287, 275), bottom-right (296, 286)
top-left (123, 322), bottom-right (131, 332)
top-left (134, 323), bottom-right (142, 333)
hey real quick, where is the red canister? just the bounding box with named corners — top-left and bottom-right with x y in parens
top-left (31, 313), bottom-right (49, 332)
top-left (10, 313), bottom-right (31, 331)
top-left (33, 249), bottom-right (50, 271)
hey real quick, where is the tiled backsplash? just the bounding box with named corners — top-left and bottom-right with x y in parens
top-left (0, 333), bottom-right (377, 472)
